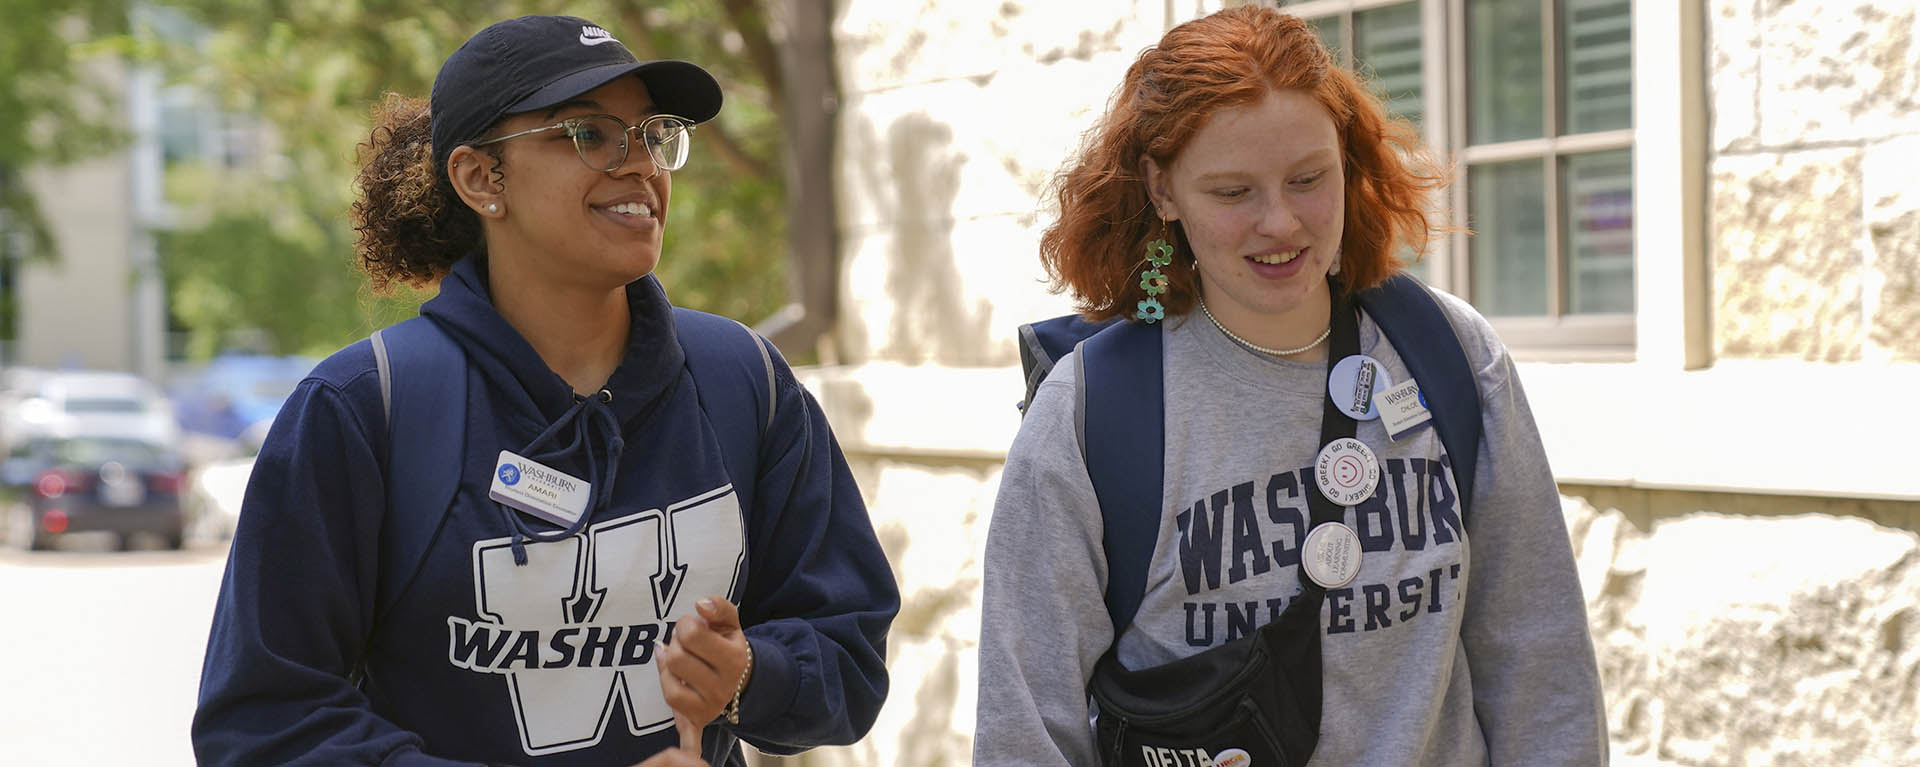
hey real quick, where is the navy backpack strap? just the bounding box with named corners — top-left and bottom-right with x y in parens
top-left (1076, 319), bottom-right (1164, 633)
top-left (367, 316), bottom-right (468, 647)
top-left (1019, 314), bottom-right (1119, 414)
top-left (1353, 274), bottom-right (1483, 519)
top-left (672, 307), bottom-right (774, 514)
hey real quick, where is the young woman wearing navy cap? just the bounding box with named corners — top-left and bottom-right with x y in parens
top-left (193, 16), bottom-right (898, 767)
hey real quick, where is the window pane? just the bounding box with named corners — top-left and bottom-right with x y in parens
top-left (1354, 2), bottom-right (1424, 127)
top-left (1307, 14), bottom-right (1346, 65)
top-left (1469, 159), bottom-right (1548, 316)
top-left (1467, 0), bottom-right (1545, 144)
top-left (1560, 149), bottom-right (1633, 314)
top-left (1561, 0), bottom-right (1632, 133)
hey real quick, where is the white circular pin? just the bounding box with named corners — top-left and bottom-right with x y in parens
top-left (1327, 354), bottom-right (1392, 421)
top-left (1301, 522), bottom-right (1362, 589)
top-left (1314, 437), bottom-right (1380, 506)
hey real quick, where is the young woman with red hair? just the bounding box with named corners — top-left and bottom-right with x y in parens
top-left (976, 7), bottom-right (1606, 765)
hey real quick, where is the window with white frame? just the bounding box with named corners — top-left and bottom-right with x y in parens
top-left (1284, 0), bottom-right (1435, 282)
top-left (1277, 0), bottom-right (1634, 349)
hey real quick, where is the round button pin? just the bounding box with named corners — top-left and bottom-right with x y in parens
top-left (1301, 522), bottom-right (1362, 589)
top-left (1212, 749), bottom-right (1252, 767)
top-left (1327, 354), bottom-right (1391, 420)
top-left (1315, 437), bottom-right (1380, 506)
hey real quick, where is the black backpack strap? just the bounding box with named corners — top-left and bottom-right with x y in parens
top-left (672, 307), bottom-right (774, 518)
top-left (1354, 275), bottom-right (1483, 520)
top-left (1075, 319), bottom-right (1164, 633)
top-left (363, 316), bottom-right (468, 680)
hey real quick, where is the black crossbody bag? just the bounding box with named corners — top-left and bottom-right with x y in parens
top-left (1085, 288), bottom-right (1364, 767)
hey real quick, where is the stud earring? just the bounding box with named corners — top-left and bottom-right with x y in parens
top-left (1135, 220), bottom-right (1174, 324)
top-left (486, 203), bottom-right (499, 214)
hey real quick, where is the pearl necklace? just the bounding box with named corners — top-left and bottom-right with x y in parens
top-left (1195, 295), bottom-right (1331, 357)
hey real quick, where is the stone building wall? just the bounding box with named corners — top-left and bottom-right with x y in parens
top-left (1709, 0), bottom-right (1920, 361)
top-left (1568, 486), bottom-right (1920, 766)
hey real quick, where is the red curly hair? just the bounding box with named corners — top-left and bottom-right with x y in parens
top-left (1040, 6), bottom-right (1447, 321)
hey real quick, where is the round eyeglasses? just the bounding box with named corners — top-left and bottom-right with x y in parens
top-left (469, 113), bottom-right (694, 174)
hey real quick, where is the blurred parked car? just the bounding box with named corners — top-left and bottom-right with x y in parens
top-left (170, 354), bottom-right (316, 448)
top-left (2, 369), bottom-right (182, 453)
top-left (4, 433), bottom-right (187, 550)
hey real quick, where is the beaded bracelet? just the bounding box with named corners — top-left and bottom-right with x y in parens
top-left (723, 641), bottom-right (754, 725)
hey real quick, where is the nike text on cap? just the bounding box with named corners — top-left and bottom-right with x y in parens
top-left (429, 14), bottom-right (723, 174)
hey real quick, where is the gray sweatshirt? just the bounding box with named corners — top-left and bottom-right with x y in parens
top-left (976, 289), bottom-right (1607, 766)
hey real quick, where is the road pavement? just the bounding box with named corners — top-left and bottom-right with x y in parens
top-left (0, 537), bottom-right (228, 766)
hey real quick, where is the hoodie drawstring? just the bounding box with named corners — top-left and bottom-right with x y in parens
top-left (496, 389), bottom-right (627, 565)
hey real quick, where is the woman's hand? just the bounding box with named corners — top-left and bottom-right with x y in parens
top-left (632, 746), bottom-right (709, 767)
top-left (659, 596), bottom-right (752, 743)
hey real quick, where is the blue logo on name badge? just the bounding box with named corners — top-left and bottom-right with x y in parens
top-left (498, 464), bottom-right (521, 486)
top-left (1418, 390), bottom-right (1428, 409)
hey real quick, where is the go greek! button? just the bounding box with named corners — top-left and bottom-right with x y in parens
top-left (1314, 437), bottom-right (1380, 506)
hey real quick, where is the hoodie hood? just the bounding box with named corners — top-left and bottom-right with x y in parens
top-left (420, 255), bottom-right (686, 432)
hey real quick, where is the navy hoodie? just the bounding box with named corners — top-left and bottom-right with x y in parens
top-left (194, 258), bottom-right (899, 766)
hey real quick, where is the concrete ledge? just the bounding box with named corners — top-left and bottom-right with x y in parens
top-left (799, 360), bottom-right (1920, 501)
top-left (794, 363), bottom-right (1026, 460)
top-left (1522, 360), bottom-right (1920, 501)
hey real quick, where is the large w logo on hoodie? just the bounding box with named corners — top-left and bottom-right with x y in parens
top-left (446, 485), bottom-right (745, 756)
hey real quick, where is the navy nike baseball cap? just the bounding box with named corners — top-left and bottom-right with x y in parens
top-left (428, 15), bottom-right (723, 174)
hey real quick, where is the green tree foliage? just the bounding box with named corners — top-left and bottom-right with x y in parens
top-left (155, 0), bottom-right (788, 357)
top-left (0, 0), bottom-right (130, 263)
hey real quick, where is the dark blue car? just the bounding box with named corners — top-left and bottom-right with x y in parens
top-left (4, 434), bottom-right (187, 550)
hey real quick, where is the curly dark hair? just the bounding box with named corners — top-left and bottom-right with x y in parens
top-left (351, 93), bottom-right (501, 292)
top-left (1040, 6), bottom-right (1448, 322)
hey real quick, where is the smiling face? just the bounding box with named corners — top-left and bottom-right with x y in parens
top-left (452, 75), bottom-right (672, 291)
top-left (1145, 88), bottom-right (1345, 344)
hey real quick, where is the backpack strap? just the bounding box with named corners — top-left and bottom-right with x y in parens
top-left (672, 308), bottom-right (773, 766)
top-left (672, 307), bottom-right (775, 516)
top-left (1352, 275), bottom-right (1482, 518)
top-left (1075, 319), bottom-right (1164, 633)
top-left (1018, 314), bottom-right (1118, 415)
top-left (365, 316), bottom-right (467, 675)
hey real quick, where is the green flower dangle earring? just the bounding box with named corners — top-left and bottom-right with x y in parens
top-left (1135, 221), bottom-right (1174, 323)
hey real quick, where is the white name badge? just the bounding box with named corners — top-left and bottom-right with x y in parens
top-left (489, 450), bottom-right (592, 528)
top-left (1376, 378), bottom-right (1434, 440)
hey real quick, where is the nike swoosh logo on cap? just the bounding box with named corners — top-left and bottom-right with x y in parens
top-left (579, 26), bottom-right (618, 46)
